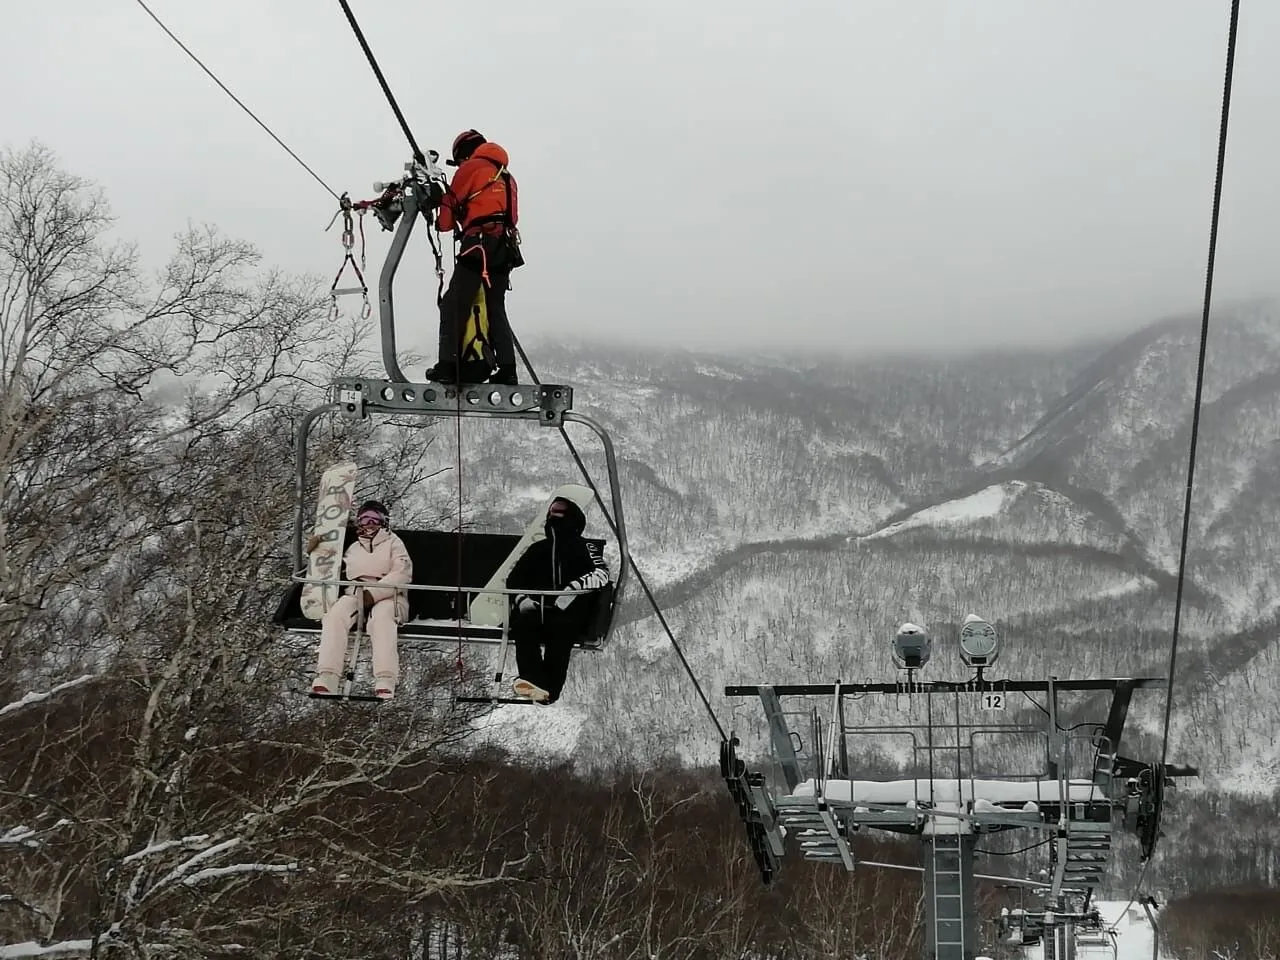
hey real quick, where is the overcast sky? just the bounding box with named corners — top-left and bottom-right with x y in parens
top-left (3, 0), bottom-right (1277, 358)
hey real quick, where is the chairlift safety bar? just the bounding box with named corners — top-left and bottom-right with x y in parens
top-left (725, 678), bottom-right (1168, 697)
top-left (290, 404), bottom-right (631, 607)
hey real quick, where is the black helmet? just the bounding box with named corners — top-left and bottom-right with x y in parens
top-left (448, 129), bottom-right (486, 166)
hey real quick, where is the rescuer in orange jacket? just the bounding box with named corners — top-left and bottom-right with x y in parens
top-left (424, 129), bottom-right (523, 385)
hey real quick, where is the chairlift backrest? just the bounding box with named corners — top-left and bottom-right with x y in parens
top-left (274, 528), bottom-right (616, 650)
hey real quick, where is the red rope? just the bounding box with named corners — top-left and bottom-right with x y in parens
top-left (453, 254), bottom-right (465, 685)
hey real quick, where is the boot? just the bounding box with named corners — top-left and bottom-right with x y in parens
top-left (458, 359), bottom-right (492, 384)
top-left (312, 671), bottom-right (340, 694)
top-left (489, 365), bottom-right (518, 385)
top-left (512, 677), bottom-right (550, 703)
top-left (424, 361), bottom-right (458, 383)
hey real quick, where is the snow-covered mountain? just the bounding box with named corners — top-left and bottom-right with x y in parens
top-left (396, 298), bottom-right (1280, 895)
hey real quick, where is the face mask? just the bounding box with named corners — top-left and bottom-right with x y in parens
top-left (544, 506), bottom-right (574, 538)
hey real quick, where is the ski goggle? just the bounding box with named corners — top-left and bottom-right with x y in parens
top-left (356, 511), bottom-right (387, 526)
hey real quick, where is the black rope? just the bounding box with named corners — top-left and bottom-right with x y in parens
top-left (1106, 860), bottom-right (1153, 936)
top-left (510, 335), bottom-right (729, 743)
top-left (1109, 5), bottom-right (1240, 926)
top-left (1154, 0), bottom-right (1241, 848)
top-left (974, 837), bottom-right (1051, 856)
top-left (132, 0), bottom-right (339, 200)
top-left (335, 0), bottom-right (427, 165)
top-left (332, 0), bottom-right (720, 729)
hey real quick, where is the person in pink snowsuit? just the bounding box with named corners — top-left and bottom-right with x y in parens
top-left (310, 500), bottom-right (413, 699)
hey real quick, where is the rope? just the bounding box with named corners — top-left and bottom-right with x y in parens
top-left (1107, 1), bottom-right (1240, 931)
top-left (426, 222), bottom-right (446, 306)
top-left (131, 0), bottom-right (339, 200)
top-left (330, 0), bottom-right (467, 679)
top-left (1153, 0), bottom-right (1240, 848)
top-left (510, 335), bottom-right (729, 743)
top-left (135, 0), bottom-right (738, 735)
top-left (452, 253), bottom-right (466, 684)
top-left (454, 391), bottom-right (465, 684)
top-left (1106, 860), bottom-right (1152, 936)
top-left (335, 0), bottom-right (427, 165)
top-left (974, 837), bottom-right (1051, 856)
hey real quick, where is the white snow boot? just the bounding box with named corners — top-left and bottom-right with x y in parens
top-left (312, 672), bottom-right (340, 695)
top-left (512, 677), bottom-right (550, 703)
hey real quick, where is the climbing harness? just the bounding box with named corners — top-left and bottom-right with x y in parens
top-left (325, 192), bottom-right (371, 320)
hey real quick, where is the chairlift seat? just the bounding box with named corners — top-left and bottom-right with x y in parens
top-left (273, 528), bottom-right (615, 650)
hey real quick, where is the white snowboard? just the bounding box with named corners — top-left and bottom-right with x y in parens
top-left (300, 461), bottom-right (359, 620)
top-left (468, 483), bottom-right (596, 626)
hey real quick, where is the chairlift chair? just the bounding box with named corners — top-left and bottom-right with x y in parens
top-left (272, 157), bottom-right (630, 702)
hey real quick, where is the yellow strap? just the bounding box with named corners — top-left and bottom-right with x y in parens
top-left (460, 285), bottom-right (492, 363)
top-left (462, 165), bottom-right (507, 205)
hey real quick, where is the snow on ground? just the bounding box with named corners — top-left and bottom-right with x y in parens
top-left (1020, 899), bottom-right (1160, 960)
top-left (466, 697), bottom-right (588, 759)
top-left (1095, 576), bottom-right (1155, 599)
top-left (860, 482), bottom-right (1020, 541)
top-left (1218, 755), bottom-right (1280, 794)
top-left (633, 547), bottom-right (718, 591)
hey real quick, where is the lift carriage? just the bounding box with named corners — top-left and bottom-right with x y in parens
top-left (272, 154), bottom-right (630, 702)
top-left (719, 619), bottom-right (1197, 960)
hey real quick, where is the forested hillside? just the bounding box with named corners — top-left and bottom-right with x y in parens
top-left (4, 141), bottom-right (1279, 957)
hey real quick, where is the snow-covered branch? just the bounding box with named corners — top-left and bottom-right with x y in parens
top-left (0, 893), bottom-right (52, 923)
top-left (0, 819), bottom-right (72, 849)
top-left (120, 833), bottom-right (211, 864)
top-left (0, 825), bottom-right (37, 848)
top-left (140, 836), bottom-right (241, 902)
top-left (0, 676), bottom-right (93, 719)
top-left (180, 861), bottom-right (297, 888)
top-left (0, 940), bottom-right (93, 959)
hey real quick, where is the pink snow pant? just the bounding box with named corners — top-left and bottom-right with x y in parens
top-left (315, 591), bottom-right (403, 683)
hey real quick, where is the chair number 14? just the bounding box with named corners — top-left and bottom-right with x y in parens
top-left (981, 693), bottom-right (1005, 711)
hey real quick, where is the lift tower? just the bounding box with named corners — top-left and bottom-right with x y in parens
top-left (719, 616), bottom-right (1195, 960)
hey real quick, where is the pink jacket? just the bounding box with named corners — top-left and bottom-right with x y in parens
top-left (343, 529), bottom-right (413, 614)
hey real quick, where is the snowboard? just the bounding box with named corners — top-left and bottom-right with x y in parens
top-left (299, 461), bottom-right (359, 620)
top-left (468, 483), bottom-right (595, 626)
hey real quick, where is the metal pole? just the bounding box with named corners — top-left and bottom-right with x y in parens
top-left (562, 411), bottom-right (630, 601)
top-left (1140, 897), bottom-right (1160, 960)
top-left (376, 188), bottom-right (421, 383)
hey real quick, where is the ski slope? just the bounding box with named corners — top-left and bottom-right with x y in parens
top-left (1019, 899), bottom-right (1159, 960)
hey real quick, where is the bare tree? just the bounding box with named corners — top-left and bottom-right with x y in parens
top-left (0, 142), bottom-right (516, 958)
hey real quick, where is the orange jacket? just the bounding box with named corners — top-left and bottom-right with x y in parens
top-left (437, 142), bottom-right (518, 237)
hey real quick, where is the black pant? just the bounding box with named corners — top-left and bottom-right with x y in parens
top-left (511, 602), bottom-right (589, 702)
top-left (437, 252), bottom-right (515, 368)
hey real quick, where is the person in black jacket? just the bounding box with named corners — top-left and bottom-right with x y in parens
top-left (506, 496), bottom-right (610, 703)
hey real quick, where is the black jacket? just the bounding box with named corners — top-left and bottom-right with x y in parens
top-left (507, 499), bottom-right (610, 606)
